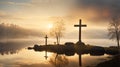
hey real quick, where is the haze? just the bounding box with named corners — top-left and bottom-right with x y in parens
top-left (0, 0), bottom-right (119, 39)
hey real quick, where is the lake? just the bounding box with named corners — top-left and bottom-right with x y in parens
top-left (0, 39), bottom-right (115, 67)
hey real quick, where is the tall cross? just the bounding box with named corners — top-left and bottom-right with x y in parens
top-left (74, 19), bottom-right (87, 67)
top-left (74, 19), bottom-right (87, 43)
top-left (44, 35), bottom-right (48, 60)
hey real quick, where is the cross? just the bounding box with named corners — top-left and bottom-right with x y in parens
top-left (74, 19), bottom-right (87, 44)
top-left (45, 35), bottom-right (48, 46)
top-left (44, 35), bottom-right (48, 59)
top-left (74, 19), bottom-right (87, 67)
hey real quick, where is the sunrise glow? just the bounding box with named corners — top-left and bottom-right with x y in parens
top-left (48, 24), bottom-right (53, 29)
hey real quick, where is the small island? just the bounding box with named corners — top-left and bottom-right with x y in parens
top-left (28, 19), bottom-right (119, 67)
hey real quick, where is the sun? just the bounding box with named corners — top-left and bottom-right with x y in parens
top-left (48, 24), bottom-right (53, 29)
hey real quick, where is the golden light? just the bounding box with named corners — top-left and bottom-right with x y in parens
top-left (48, 24), bottom-right (53, 29)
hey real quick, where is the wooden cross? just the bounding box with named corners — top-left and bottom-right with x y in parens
top-left (74, 19), bottom-right (87, 43)
top-left (45, 35), bottom-right (48, 46)
top-left (74, 19), bottom-right (87, 67)
top-left (44, 35), bottom-right (48, 59)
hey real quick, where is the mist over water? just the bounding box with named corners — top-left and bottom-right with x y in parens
top-left (0, 38), bottom-right (115, 67)
top-left (59, 39), bottom-right (116, 47)
top-left (0, 38), bottom-right (116, 46)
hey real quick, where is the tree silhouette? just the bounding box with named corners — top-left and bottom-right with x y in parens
top-left (50, 20), bottom-right (65, 45)
top-left (49, 54), bottom-right (69, 67)
top-left (108, 16), bottom-right (120, 48)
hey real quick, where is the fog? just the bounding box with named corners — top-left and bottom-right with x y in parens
top-left (0, 23), bottom-right (44, 39)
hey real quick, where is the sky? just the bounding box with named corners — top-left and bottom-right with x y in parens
top-left (0, 0), bottom-right (120, 39)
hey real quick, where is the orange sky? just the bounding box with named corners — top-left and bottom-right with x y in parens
top-left (0, 0), bottom-right (119, 39)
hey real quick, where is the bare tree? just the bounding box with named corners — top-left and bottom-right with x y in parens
top-left (108, 16), bottom-right (120, 48)
top-left (49, 54), bottom-right (69, 67)
top-left (50, 20), bottom-right (65, 45)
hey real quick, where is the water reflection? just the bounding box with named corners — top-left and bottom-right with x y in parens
top-left (0, 41), bottom-right (114, 67)
top-left (0, 41), bottom-right (53, 67)
top-left (48, 53), bottom-right (110, 67)
top-left (29, 44), bottom-right (119, 67)
top-left (49, 54), bottom-right (69, 67)
top-left (41, 50), bottom-right (84, 67)
top-left (44, 50), bottom-right (48, 60)
top-left (79, 54), bottom-right (82, 66)
top-left (0, 41), bottom-right (32, 55)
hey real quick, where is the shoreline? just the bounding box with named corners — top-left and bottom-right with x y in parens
top-left (96, 54), bottom-right (120, 67)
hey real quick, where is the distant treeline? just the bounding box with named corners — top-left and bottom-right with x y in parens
top-left (0, 23), bottom-right (43, 39)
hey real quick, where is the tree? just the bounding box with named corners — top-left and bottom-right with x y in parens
top-left (108, 16), bottom-right (120, 48)
top-left (49, 54), bottom-right (69, 67)
top-left (50, 20), bottom-right (65, 45)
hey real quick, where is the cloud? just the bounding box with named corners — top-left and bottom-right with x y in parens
top-left (0, 23), bottom-right (43, 39)
top-left (1, 0), bottom-right (119, 23)
top-left (79, 0), bottom-right (120, 16)
top-left (64, 28), bottom-right (108, 39)
top-left (0, 10), bottom-right (24, 20)
top-left (7, 1), bottom-right (32, 7)
top-left (65, 0), bottom-right (120, 23)
top-left (0, 0), bottom-right (116, 39)
top-left (82, 29), bottom-right (108, 39)
top-left (0, 0), bottom-right (75, 21)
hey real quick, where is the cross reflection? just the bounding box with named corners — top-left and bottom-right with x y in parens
top-left (79, 54), bottom-right (82, 67)
top-left (44, 50), bottom-right (48, 60)
top-left (44, 35), bottom-right (48, 60)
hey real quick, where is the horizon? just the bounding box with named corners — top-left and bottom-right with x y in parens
top-left (1, 0), bottom-right (119, 39)
top-left (0, 1), bottom-right (119, 67)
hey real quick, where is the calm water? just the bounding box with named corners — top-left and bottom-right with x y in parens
top-left (0, 39), bottom-right (114, 67)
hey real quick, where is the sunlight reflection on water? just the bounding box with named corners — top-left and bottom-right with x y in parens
top-left (0, 49), bottom-right (111, 67)
top-left (0, 39), bottom-right (114, 67)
